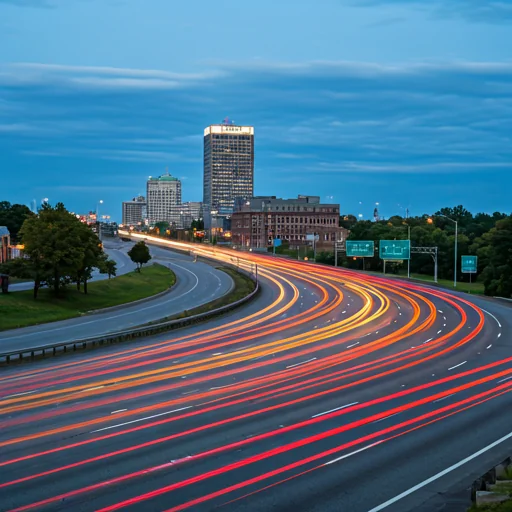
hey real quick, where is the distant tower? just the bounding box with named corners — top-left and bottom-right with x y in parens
top-left (373, 207), bottom-right (380, 222)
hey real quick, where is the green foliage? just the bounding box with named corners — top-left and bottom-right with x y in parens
top-left (191, 218), bottom-right (204, 230)
top-left (128, 241), bottom-right (152, 271)
top-left (338, 206), bottom-right (511, 297)
top-left (1, 202), bottom-right (109, 298)
top-left (0, 201), bottom-right (34, 243)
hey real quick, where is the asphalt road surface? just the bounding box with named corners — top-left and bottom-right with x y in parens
top-left (0, 235), bottom-right (510, 512)
top-left (0, 242), bottom-right (233, 352)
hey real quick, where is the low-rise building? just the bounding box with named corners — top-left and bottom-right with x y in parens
top-left (122, 196), bottom-right (147, 227)
top-left (231, 195), bottom-right (347, 251)
top-left (169, 201), bottom-right (203, 229)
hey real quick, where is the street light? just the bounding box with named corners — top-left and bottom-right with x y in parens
top-left (429, 214), bottom-right (458, 288)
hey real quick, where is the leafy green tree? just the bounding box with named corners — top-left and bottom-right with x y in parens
top-left (128, 241), bottom-right (151, 272)
top-left (73, 227), bottom-right (104, 294)
top-left (18, 203), bottom-right (95, 297)
top-left (0, 257), bottom-right (49, 299)
top-left (155, 221), bottom-right (170, 236)
top-left (481, 216), bottom-right (512, 297)
top-left (191, 218), bottom-right (204, 230)
top-left (98, 255), bottom-right (117, 279)
top-left (0, 201), bottom-right (34, 243)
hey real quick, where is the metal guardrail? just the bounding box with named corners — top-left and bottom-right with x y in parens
top-left (0, 260), bottom-right (259, 366)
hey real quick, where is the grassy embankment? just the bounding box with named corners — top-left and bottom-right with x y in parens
top-left (0, 264), bottom-right (175, 331)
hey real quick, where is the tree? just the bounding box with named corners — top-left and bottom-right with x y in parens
top-left (0, 257), bottom-right (49, 299)
top-left (98, 254), bottom-right (117, 279)
top-left (481, 216), bottom-right (512, 297)
top-left (128, 241), bottom-right (151, 272)
top-left (73, 227), bottom-right (104, 294)
top-left (155, 221), bottom-right (170, 236)
top-left (0, 201), bottom-right (34, 243)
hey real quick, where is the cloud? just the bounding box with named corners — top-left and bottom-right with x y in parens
top-left (1, 58), bottom-right (512, 217)
top-left (357, 0), bottom-right (512, 23)
top-left (0, 0), bottom-right (51, 6)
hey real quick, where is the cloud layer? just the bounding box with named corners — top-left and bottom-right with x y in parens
top-left (1, 59), bottom-right (511, 218)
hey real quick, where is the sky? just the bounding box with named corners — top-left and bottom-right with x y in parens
top-left (1, 0), bottom-right (511, 221)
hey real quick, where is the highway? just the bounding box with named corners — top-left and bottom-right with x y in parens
top-left (0, 243), bottom-right (233, 351)
top-left (0, 237), bottom-right (510, 512)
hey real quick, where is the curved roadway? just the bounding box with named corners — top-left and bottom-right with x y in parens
top-left (0, 236), bottom-right (510, 512)
top-left (0, 243), bottom-right (233, 351)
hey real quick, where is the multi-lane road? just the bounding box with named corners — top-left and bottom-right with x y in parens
top-left (0, 237), bottom-right (510, 512)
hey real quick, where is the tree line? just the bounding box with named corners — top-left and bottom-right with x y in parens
top-left (335, 205), bottom-right (512, 297)
top-left (0, 202), bottom-right (118, 298)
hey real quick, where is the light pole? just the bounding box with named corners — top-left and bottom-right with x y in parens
top-left (96, 199), bottom-right (103, 240)
top-left (431, 214), bottom-right (458, 288)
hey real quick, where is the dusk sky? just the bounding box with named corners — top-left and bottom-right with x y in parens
top-left (1, 0), bottom-right (511, 221)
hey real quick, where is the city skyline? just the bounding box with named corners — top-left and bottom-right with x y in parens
top-left (1, 0), bottom-right (512, 220)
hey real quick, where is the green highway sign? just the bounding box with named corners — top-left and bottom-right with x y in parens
top-left (346, 240), bottom-right (374, 258)
top-left (379, 240), bottom-right (411, 260)
top-left (461, 255), bottom-right (477, 274)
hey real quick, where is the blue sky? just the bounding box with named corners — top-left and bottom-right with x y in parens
top-left (1, 0), bottom-right (511, 221)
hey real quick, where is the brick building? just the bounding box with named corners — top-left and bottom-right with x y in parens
top-left (231, 195), bottom-right (347, 251)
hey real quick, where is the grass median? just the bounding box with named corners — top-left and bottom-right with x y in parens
top-left (0, 264), bottom-right (175, 331)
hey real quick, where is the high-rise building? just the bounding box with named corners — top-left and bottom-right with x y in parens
top-left (203, 119), bottom-right (254, 227)
top-left (146, 172), bottom-right (182, 224)
top-left (122, 195), bottom-right (147, 227)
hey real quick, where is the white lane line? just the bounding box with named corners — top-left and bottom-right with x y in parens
top-left (347, 342), bottom-right (360, 348)
top-left (498, 333), bottom-right (502, 338)
top-left (423, 338), bottom-right (433, 344)
top-left (433, 394), bottom-right (454, 403)
top-left (437, 330), bottom-right (442, 334)
top-left (212, 353), bottom-right (223, 356)
top-left (486, 344), bottom-right (492, 350)
top-left (324, 441), bottom-right (382, 465)
top-left (498, 376), bottom-right (512, 384)
top-left (79, 386), bottom-right (105, 393)
top-left (182, 389), bottom-right (199, 395)
top-left (443, 316), bottom-right (447, 321)
top-left (448, 361), bottom-right (467, 371)
top-left (342, 311), bottom-right (347, 314)
top-left (438, 310), bottom-right (443, 313)
top-left (312, 402), bottom-right (359, 418)
top-left (209, 384), bottom-right (233, 390)
top-left (111, 409), bottom-right (127, 414)
top-left (90, 406), bottom-right (192, 433)
top-left (481, 308), bottom-right (502, 328)
top-left (367, 430), bottom-right (512, 512)
top-left (2, 390), bottom-right (36, 399)
top-left (361, 333), bottom-right (372, 338)
top-left (373, 412), bottom-right (400, 423)
top-left (286, 357), bottom-right (317, 369)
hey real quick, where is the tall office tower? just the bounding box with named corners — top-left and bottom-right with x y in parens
top-left (146, 171), bottom-right (182, 224)
top-left (122, 195), bottom-right (147, 227)
top-left (203, 118), bottom-right (254, 227)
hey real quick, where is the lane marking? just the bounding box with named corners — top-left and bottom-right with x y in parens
top-left (448, 361), bottom-right (467, 371)
top-left (433, 394), bottom-right (454, 403)
top-left (423, 338), bottom-right (433, 344)
top-left (324, 441), bottom-right (382, 465)
top-left (374, 412), bottom-right (400, 423)
top-left (2, 390), bottom-right (36, 399)
top-left (312, 402), bottom-right (359, 418)
top-left (437, 330), bottom-right (442, 334)
top-left (367, 430), bottom-right (512, 512)
top-left (497, 376), bottom-right (512, 384)
top-left (498, 333), bottom-right (502, 339)
top-left (111, 409), bottom-right (127, 414)
top-left (486, 344), bottom-right (492, 350)
top-left (347, 342), bottom-right (360, 348)
top-left (286, 358), bottom-right (317, 369)
top-left (213, 353), bottom-right (223, 356)
top-left (90, 406), bottom-right (192, 433)
top-left (481, 308), bottom-right (502, 328)
top-left (79, 386), bottom-right (105, 393)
